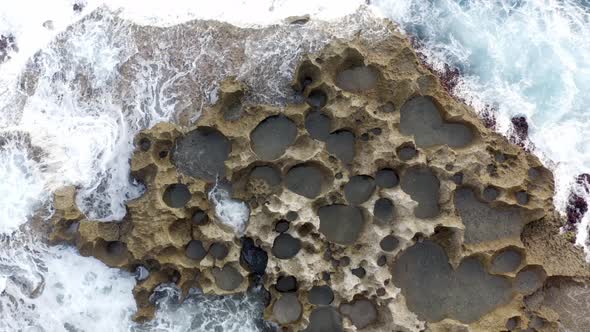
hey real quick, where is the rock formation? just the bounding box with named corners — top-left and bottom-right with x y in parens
top-left (48, 16), bottom-right (590, 332)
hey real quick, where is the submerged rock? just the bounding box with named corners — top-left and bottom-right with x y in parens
top-left (240, 237), bottom-right (268, 275)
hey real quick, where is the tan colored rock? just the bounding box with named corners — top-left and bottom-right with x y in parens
top-left (48, 17), bottom-right (590, 332)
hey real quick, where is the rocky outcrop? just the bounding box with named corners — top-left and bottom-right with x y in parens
top-left (49, 18), bottom-right (590, 332)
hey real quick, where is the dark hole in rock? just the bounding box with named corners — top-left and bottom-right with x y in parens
top-left (65, 221), bottom-right (79, 235)
top-left (339, 299), bottom-right (378, 329)
top-left (208, 242), bottom-right (229, 260)
top-left (339, 256), bottom-right (351, 267)
top-left (240, 237), bottom-right (268, 275)
top-left (223, 101), bottom-right (242, 121)
top-left (145, 259), bottom-right (161, 271)
top-left (322, 272), bottom-right (331, 281)
top-left (445, 164), bottom-right (454, 171)
top-left (173, 127), bottom-right (231, 181)
top-left (344, 175), bottom-right (376, 205)
top-left (375, 168), bottom-right (399, 188)
top-left (514, 266), bottom-right (546, 295)
top-left (185, 240), bottom-right (207, 261)
top-left (516, 191), bottom-right (529, 205)
top-left (308, 285), bottom-right (334, 305)
top-left (392, 240), bottom-right (513, 323)
top-left (250, 165), bottom-right (281, 187)
top-left (506, 316), bottom-right (521, 330)
top-left (335, 65), bottom-right (378, 92)
top-left (272, 293), bottom-right (302, 324)
top-left (298, 223), bottom-right (314, 237)
top-left (494, 152), bottom-right (506, 163)
top-left (360, 133), bottom-right (370, 141)
top-left (275, 220), bottom-right (289, 233)
top-left (162, 184), bottom-right (191, 208)
top-left (251, 115), bottom-right (297, 160)
top-left (397, 145), bottom-right (418, 161)
top-left (454, 187), bottom-right (527, 244)
top-left (191, 209), bottom-right (208, 226)
top-left (106, 241), bottom-right (126, 257)
top-left (301, 76), bottom-right (313, 89)
top-left (351, 267), bottom-right (366, 279)
top-left (380, 235), bottom-right (399, 252)
top-left (490, 248), bottom-right (523, 274)
top-left (371, 128), bottom-right (382, 136)
top-left (323, 248), bottom-right (333, 261)
top-left (305, 111), bottom-right (332, 141)
top-left (529, 316), bottom-right (547, 329)
top-left (286, 211), bottom-right (298, 221)
top-left (377, 255), bottom-right (387, 266)
top-left (400, 96), bottom-right (474, 148)
top-left (335, 172), bottom-right (343, 179)
top-left (373, 198), bottom-right (395, 225)
top-left (294, 60), bottom-right (319, 92)
top-left (212, 264), bottom-right (244, 291)
top-left (381, 101), bottom-right (395, 113)
top-left (307, 89), bottom-right (327, 109)
top-left (318, 205), bottom-right (364, 245)
top-left (304, 306), bottom-right (343, 332)
top-left (276, 276), bottom-right (297, 292)
top-left (400, 166), bottom-right (440, 219)
top-left (451, 172), bottom-right (463, 185)
top-left (528, 167), bottom-right (540, 179)
top-left (171, 270), bottom-right (183, 283)
top-left (487, 164), bottom-right (497, 176)
top-left (139, 138), bottom-right (151, 151)
top-left (272, 233), bottom-right (301, 260)
top-left (376, 288), bottom-right (386, 296)
top-left (326, 130), bottom-right (355, 164)
top-left (159, 150), bottom-right (168, 159)
top-left (483, 186), bottom-right (500, 202)
top-left (285, 163), bottom-right (328, 199)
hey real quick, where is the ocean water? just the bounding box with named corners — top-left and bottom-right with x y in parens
top-left (1, 0), bottom-right (590, 331)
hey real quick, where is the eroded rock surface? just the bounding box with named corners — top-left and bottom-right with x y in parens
top-left (48, 16), bottom-right (590, 332)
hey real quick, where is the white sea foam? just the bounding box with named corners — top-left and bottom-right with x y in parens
top-left (208, 182), bottom-right (250, 235)
top-left (0, 237), bottom-right (137, 332)
top-left (0, 137), bottom-right (47, 233)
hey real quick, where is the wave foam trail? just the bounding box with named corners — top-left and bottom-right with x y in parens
top-left (133, 284), bottom-right (275, 332)
top-left (0, 232), bottom-right (137, 332)
top-left (374, 0), bottom-right (590, 255)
